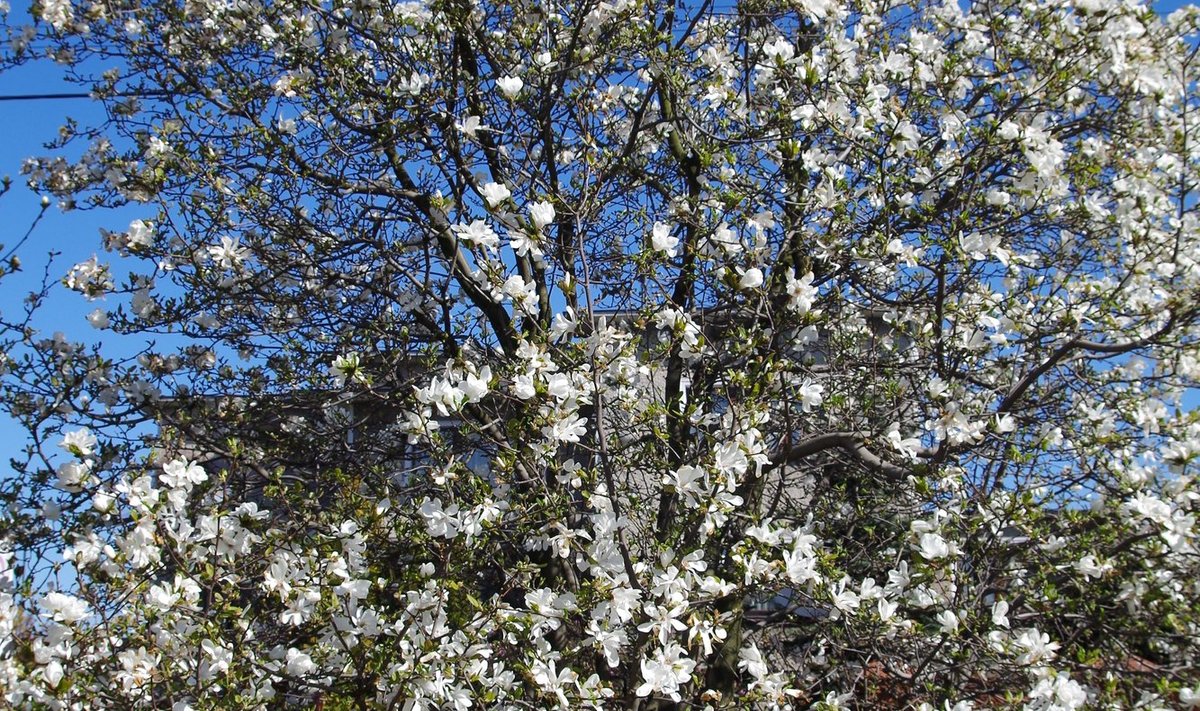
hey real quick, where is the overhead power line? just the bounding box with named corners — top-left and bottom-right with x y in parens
top-left (0, 90), bottom-right (169, 102)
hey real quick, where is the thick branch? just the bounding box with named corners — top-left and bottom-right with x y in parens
top-left (768, 431), bottom-right (911, 481)
top-left (384, 148), bottom-right (518, 353)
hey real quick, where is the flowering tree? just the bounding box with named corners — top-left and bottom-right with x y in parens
top-left (2, 0), bottom-right (1200, 707)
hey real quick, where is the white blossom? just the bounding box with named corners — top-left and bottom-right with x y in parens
top-left (496, 75), bottom-right (523, 98)
top-left (480, 181), bottom-right (512, 207)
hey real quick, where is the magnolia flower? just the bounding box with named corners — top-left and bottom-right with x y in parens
top-left (193, 312), bottom-right (220, 330)
top-left (86, 308), bottom-right (110, 329)
top-left (529, 200), bottom-right (555, 230)
top-left (119, 519), bottom-right (161, 568)
top-left (762, 37), bottom-right (796, 62)
top-left (92, 490), bottom-right (115, 513)
top-left (738, 643), bottom-right (769, 681)
top-left (160, 459), bottom-right (208, 488)
top-left (709, 222), bottom-right (742, 254)
top-left (1074, 554), bottom-right (1108, 579)
top-left (782, 546), bottom-right (819, 585)
top-left (509, 230), bottom-right (543, 258)
top-left (992, 599), bottom-right (1010, 628)
top-left (797, 380), bottom-right (824, 412)
top-left (985, 189), bottom-right (1011, 207)
top-left (1040, 535), bottom-right (1068, 553)
top-left (637, 602), bottom-right (689, 645)
top-left (131, 288), bottom-right (157, 319)
top-left (927, 376), bottom-right (950, 399)
top-left (207, 235), bottom-right (250, 269)
top-left (531, 658), bottom-right (577, 707)
top-left (39, 0), bottom-right (72, 30)
top-left (146, 583), bottom-right (180, 611)
top-left (480, 181), bottom-right (511, 207)
top-left (544, 373), bottom-right (574, 400)
top-left (859, 577), bottom-right (883, 600)
top-left (635, 644), bottom-right (695, 701)
top-left (512, 373), bottom-right (537, 400)
top-left (55, 461), bottom-right (91, 492)
top-left (794, 324), bottom-right (819, 347)
top-left (284, 648), bottom-right (315, 676)
top-left (60, 428), bottom-right (98, 457)
top-left (585, 621), bottom-right (626, 668)
top-left (916, 532), bottom-right (952, 559)
top-left (1125, 492), bottom-right (1171, 524)
top-left (820, 691), bottom-right (855, 710)
top-left (496, 75), bottom-right (523, 98)
top-left (280, 589), bottom-right (319, 626)
top-left (329, 352), bottom-right (363, 387)
top-left (419, 498), bottom-right (461, 539)
top-left (542, 413), bottom-right (586, 444)
top-left (650, 222), bottom-right (678, 256)
top-left (503, 274), bottom-right (538, 312)
top-left (1026, 670), bottom-right (1089, 710)
top-left (43, 660), bottom-right (64, 689)
top-left (786, 270), bottom-right (817, 313)
top-left (830, 577), bottom-right (861, 617)
top-left (526, 587), bottom-right (569, 614)
top-left (663, 465), bottom-right (706, 508)
top-left (796, 0), bottom-right (834, 22)
top-left (460, 366), bottom-right (491, 403)
top-left (549, 309), bottom-right (577, 342)
top-left (456, 114), bottom-right (487, 138)
top-left (1013, 628), bottom-right (1060, 665)
top-left (936, 609), bottom-right (961, 634)
top-left (116, 647), bottom-right (157, 692)
top-left (885, 423), bottom-right (924, 460)
top-left (1024, 136), bottom-right (1066, 176)
top-left (42, 591), bottom-right (90, 624)
top-left (738, 267), bottom-right (764, 289)
top-left (65, 257), bottom-right (113, 298)
top-left (126, 219), bottom-right (154, 249)
top-left (416, 375), bottom-right (466, 415)
top-left (713, 442), bottom-right (749, 477)
top-left (451, 219), bottom-right (500, 249)
top-left (996, 120), bottom-right (1021, 141)
top-left (201, 639), bottom-right (233, 679)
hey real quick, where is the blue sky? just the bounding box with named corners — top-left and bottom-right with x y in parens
top-left (2, 0), bottom-right (1194, 337)
top-left (0, 0), bottom-right (1197, 469)
top-left (0, 53), bottom-right (141, 346)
